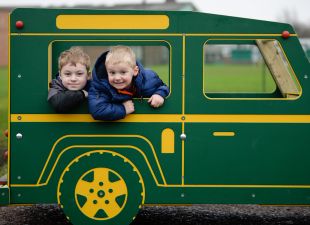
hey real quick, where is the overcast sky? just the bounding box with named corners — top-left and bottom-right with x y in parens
top-left (1, 0), bottom-right (309, 23)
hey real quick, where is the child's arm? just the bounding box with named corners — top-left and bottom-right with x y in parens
top-left (122, 100), bottom-right (135, 114)
top-left (88, 90), bottom-right (129, 121)
top-left (145, 69), bottom-right (170, 107)
top-left (48, 90), bottom-right (86, 113)
top-left (154, 85), bottom-right (169, 98)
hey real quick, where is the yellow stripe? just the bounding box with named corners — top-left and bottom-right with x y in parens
top-left (213, 132), bottom-right (235, 137)
top-left (11, 114), bottom-right (310, 123)
top-left (11, 183), bottom-right (310, 189)
top-left (186, 114), bottom-right (310, 123)
top-left (11, 33), bottom-right (182, 36)
top-left (157, 184), bottom-right (310, 188)
top-left (10, 33), bottom-right (297, 37)
top-left (182, 123), bottom-right (185, 185)
top-left (187, 33), bottom-right (298, 37)
top-left (11, 114), bottom-right (181, 123)
top-left (182, 34), bottom-right (186, 114)
top-left (181, 35), bottom-right (186, 185)
top-left (56, 15), bottom-right (169, 30)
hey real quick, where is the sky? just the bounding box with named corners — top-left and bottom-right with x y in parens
top-left (0, 0), bottom-right (309, 23)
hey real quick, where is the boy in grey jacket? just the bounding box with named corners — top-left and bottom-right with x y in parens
top-left (48, 47), bottom-right (91, 113)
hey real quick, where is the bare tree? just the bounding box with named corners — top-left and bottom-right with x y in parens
top-left (277, 8), bottom-right (310, 37)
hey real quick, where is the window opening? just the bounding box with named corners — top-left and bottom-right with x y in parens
top-left (51, 43), bottom-right (170, 86)
top-left (203, 40), bottom-right (300, 99)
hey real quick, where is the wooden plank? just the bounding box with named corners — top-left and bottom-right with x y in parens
top-left (256, 40), bottom-right (300, 98)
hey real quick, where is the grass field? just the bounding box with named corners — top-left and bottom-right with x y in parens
top-left (152, 63), bottom-right (277, 94)
top-left (204, 64), bottom-right (276, 93)
top-left (0, 67), bottom-right (8, 176)
top-left (0, 67), bottom-right (8, 147)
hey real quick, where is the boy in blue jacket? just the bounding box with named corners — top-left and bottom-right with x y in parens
top-left (89, 45), bottom-right (169, 121)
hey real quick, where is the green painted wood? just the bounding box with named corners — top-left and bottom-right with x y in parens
top-left (10, 8), bottom-right (295, 34)
top-left (0, 187), bottom-right (9, 205)
top-left (7, 7), bottom-right (310, 225)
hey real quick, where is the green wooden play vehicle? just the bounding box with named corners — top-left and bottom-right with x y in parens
top-left (1, 8), bottom-right (310, 225)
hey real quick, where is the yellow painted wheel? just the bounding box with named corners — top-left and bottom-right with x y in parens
top-left (57, 150), bottom-right (145, 225)
top-left (75, 168), bottom-right (128, 220)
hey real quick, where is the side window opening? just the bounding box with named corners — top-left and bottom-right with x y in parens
top-left (48, 42), bottom-right (171, 113)
top-left (203, 40), bottom-right (301, 99)
top-left (50, 42), bottom-right (170, 88)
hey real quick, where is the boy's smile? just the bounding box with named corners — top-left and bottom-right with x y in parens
top-left (106, 62), bottom-right (139, 90)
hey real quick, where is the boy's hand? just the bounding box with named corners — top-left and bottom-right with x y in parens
top-left (148, 94), bottom-right (164, 108)
top-left (82, 90), bottom-right (88, 98)
top-left (123, 100), bottom-right (135, 115)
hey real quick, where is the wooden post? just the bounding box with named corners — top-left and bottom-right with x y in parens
top-left (256, 40), bottom-right (300, 98)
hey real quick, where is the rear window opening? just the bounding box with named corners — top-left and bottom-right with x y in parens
top-left (203, 39), bottom-right (301, 99)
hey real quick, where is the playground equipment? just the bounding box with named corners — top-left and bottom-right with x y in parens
top-left (1, 8), bottom-right (310, 225)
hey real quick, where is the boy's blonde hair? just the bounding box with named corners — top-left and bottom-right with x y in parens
top-left (105, 45), bottom-right (136, 68)
top-left (58, 46), bottom-right (91, 72)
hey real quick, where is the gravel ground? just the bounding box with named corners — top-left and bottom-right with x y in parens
top-left (1, 204), bottom-right (310, 225)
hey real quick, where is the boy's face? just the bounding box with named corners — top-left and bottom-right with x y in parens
top-left (106, 62), bottom-right (139, 90)
top-left (60, 63), bottom-right (89, 91)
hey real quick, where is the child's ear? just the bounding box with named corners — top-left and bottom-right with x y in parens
top-left (58, 71), bottom-right (62, 80)
top-left (133, 66), bottom-right (139, 77)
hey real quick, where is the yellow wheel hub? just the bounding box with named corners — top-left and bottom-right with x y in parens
top-left (75, 168), bottom-right (128, 220)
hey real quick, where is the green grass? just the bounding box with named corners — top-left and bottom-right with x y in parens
top-left (204, 64), bottom-right (276, 93)
top-left (151, 63), bottom-right (277, 94)
top-left (0, 67), bottom-right (8, 177)
top-left (0, 164), bottom-right (7, 177)
top-left (0, 67), bottom-right (8, 149)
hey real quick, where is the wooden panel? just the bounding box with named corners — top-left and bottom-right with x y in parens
top-left (256, 40), bottom-right (300, 98)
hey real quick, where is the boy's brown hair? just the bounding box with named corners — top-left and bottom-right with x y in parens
top-left (105, 45), bottom-right (136, 68)
top-left (58, 46), bottom-right (91, 72)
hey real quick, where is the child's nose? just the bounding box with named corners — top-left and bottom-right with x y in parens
top-left (114, 75), bottom-right (121, 80)
top-left (71, 75), bottom-right (78, 81)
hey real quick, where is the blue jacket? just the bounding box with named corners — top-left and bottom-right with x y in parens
top-left (88, 51), bottom-right (169, 121)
